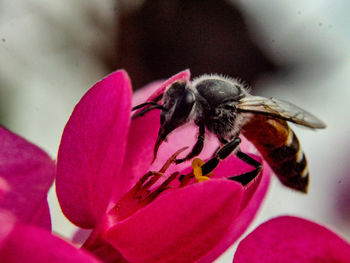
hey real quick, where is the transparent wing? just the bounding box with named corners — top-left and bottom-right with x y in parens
top-left (237, 96), bottom-right (326, 129)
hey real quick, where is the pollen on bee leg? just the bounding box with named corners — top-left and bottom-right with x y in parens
top-left (191, 158), bottom-right (214, 182)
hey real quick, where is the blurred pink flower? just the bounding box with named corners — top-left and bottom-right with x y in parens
top-left (0, 126), bottom-right (54, 230)
top-left (0, 127), bottom-right (100, 262)
top-left (234, 216), bottom-right (350, 263)
top-left (55, 70), bottom-right (271, 263)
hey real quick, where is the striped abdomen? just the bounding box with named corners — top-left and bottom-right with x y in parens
top-left (241, 114), bottom-right (309, 192)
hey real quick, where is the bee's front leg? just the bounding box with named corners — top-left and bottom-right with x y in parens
top-left (175, 124), bottom-right (205, 164)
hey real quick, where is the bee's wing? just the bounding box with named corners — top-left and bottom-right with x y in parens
top-left (237, 96), bottom-right (326, 129)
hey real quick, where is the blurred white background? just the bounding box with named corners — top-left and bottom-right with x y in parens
top-left (1, 0), bottom-right (349, 262)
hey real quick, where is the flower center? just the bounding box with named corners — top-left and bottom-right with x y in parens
top-left (108, 147), bottom-right (198, 223)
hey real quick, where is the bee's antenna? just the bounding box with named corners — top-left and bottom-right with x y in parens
top-left (132, 103), bottom-right (166, 120)
top-left (132, 101), bottom-right (164, 111)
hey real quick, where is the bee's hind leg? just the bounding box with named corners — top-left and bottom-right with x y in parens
top-left (228, 150), bottom-right (262, 186)
top-left (200, 137), bottom-right (241, 175)
top-left (199, 137), bottom-right (262, 186)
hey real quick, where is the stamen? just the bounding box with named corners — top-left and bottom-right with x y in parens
top-left (139, 171), bottom-right (165, 194)
top-left (142, 172), bottom-right (180, 204)
top-left (159, 146), bottom-right (188, 172)
top-left (110, 147), bottom-right (188, 221)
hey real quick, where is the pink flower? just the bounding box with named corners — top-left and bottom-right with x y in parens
top-left (0, 126), bottom-right (100, 262)
top-left (233, 216), bottom-right (350, 263)
top-left (55, 69), bottom-right (271, 263)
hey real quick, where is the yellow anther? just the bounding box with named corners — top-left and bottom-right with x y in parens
top-left (191, 158), bottom-right (213, 182)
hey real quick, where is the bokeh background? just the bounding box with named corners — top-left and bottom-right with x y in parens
top-left (1, 0), bottom-right (349, 261)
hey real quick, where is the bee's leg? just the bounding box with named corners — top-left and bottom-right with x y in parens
top-left (228, 150), bottom-right (262, 186)
top-left (200, 137), bottom-right (262, 186)
top-left (175, 124), bottom-right (205, 164)
top-left (201, 137), bottom-right (241, 175)
top-left (210, 138), bottom-right (229, 158)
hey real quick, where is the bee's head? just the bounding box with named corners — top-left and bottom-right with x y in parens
top-left (153, 81), bottom-right (195, 161)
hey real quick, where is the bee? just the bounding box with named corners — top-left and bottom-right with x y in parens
top-left (132, 70), bottom-right (326, 192)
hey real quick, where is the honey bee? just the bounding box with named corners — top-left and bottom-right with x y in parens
top-left (132, 71), bottom-right (326, 192)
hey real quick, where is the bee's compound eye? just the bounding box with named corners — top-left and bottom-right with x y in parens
top-left (172, 89), bottom-right (195, 122)
top-left (159, 87), bottom-right (195, 136)
top-left (184, 90), bottom-right (195, 105)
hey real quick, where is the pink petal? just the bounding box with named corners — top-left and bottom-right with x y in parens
top-left (187, 154), bottom-right (270, 262)
top-left (111, 110), bottom-right (160, 203)
top-left (132, 80), bottom-right (164, 106)
top-left (56, 70), bottom-right (132, 229)
top-left (234, 216), bottom-right (350, 263)
top-left (0, 127), bottom-right (54, 230)
top-left (0, 177), bottom-right (9, 202)
top-left (110, 81), bottom-right (164, 202)
top-left (0, 210), bottom-right (16, 248)
top-left (0, 211), bottom-right (101, 263)
top-left (29, 200), bottom-right (52, 230)
top-left (105, 179), bottom-right (243, 263)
